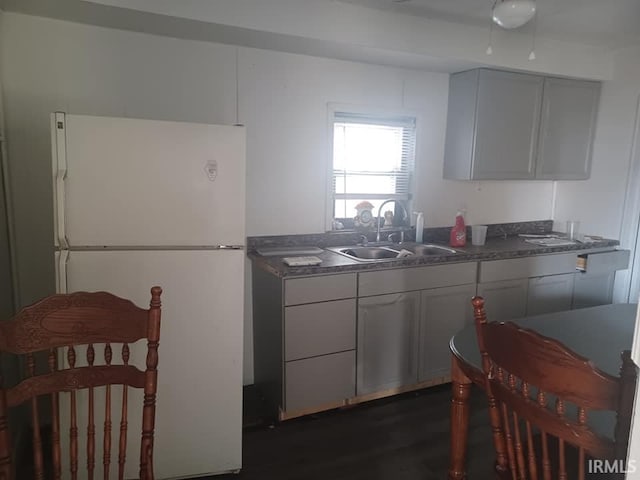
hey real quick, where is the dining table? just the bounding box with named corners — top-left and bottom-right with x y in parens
top-left (447, 302), bottom-right (638, 480)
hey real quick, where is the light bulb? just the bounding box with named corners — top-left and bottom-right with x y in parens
top-left (492, 0), bottom-right (536, 29)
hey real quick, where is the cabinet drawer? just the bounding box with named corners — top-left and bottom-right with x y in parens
top-left (479, 253), bottom-right (578, 283)
top-left (284, 273), bottom-right (357, 305)
top-left (359, 262), bottom-right (477, 297)
top-left (579, 250), bottom-right (629, 276)
top-left (285, 299), bottom-right (356, 361)
top-left (285, 351), bottom-right (355, 412)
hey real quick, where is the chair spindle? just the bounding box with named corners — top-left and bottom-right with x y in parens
top-left (507, 373), bottom-right (526, 478)
top-left (536, 390), bottom-right (552, 480)
top-left (104, 343), bottom-right (113, 480)
top-left (119, 343), bottom-right (130, 480)
top-left (521, 382), bottom-right (538, 479)
top-left (87, 344), bottom-right (96, 480)
top-left (556, 398), bottom-right (567, 480)
top-left (0, 354), bottom-right (11, 480)
top-left (49, 349), bottom-right (62, 480)
top-left (68, 346), bottom-right (78, 480)
top-left (27, 353), bottom-right (45, 480)
top-left (577, 407), bottom-right (587, 480)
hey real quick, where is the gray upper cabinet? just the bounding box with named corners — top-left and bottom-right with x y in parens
top-left (444, 68), bottom-right (600, 181)
top-left (536, 78), bottom-right (600, 180)
top-left (473, 70), bottom-right (542, 179)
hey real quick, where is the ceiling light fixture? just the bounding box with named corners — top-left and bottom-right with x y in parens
top-left (492, 0), bottom-right (536, 29)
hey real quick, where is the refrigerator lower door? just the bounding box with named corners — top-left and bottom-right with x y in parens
top-left (61, 249), bottom-right (244, 479)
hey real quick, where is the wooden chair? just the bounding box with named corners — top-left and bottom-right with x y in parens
top-left (471, 296), bottom-right (636, 480)
top-left (0, 286), bottom-right (162, 480)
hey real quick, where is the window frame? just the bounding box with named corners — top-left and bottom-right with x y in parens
top-left (325, 103), bottom-right (418, 231)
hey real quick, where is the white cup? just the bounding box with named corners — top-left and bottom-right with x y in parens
top-left (566, 220), bottom-right (580, 240)
top-left (471, 225), bottom-right (488, 246)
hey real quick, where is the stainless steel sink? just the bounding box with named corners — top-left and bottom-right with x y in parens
top-left (330, 246), bottom-right (401, 261)
top-left (405, 244), bottom-right (458, 256)
top-left (328, 243), bottom-right (458, 262)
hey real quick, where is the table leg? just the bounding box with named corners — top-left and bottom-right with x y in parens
top-left (449, 355), bottom-right (472, 480)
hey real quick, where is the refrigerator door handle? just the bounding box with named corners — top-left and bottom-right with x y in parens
top-left (56, 250), bottom-right (70, 294)
top-left (52, 112), bottom-right (69, 249)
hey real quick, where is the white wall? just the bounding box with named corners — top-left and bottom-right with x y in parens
top-left (554, 46), bottom-right (640, 240)
top-left (553, 45), bottom-right (640, 304)
top-left (239, 47), bottom-right (554, 235)
top-left (86, 0), bottom-right (614, 80)
top-left (2, 12), bottom-right (563, 384)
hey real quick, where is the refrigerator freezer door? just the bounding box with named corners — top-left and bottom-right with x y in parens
top-left (63, 249), bottom-right (244, 479)
top-left (56, 114), bottom-right (246, 247)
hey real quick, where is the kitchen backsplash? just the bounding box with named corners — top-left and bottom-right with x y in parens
top-left (247, 220), bottom-right (553, 250)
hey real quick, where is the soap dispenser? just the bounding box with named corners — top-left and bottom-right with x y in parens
top-left (414, 212), bottom-right (424, 243)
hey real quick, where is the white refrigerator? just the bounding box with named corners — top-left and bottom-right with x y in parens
top-left (52, 112), bottom-right (246, 479)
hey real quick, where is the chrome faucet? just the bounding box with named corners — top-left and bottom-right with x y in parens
top-left (376, 199), bottom-right (409, 243)
top-left (388, 232), bottom-right (405, 243)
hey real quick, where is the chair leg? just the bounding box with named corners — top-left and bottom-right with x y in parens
top-left (449, 357), bottom-right (472, 480)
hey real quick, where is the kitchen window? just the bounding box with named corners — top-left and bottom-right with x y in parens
top-left (328, 109), bottom-right (416, 228)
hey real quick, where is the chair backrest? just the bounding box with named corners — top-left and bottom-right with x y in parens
top-left (0, 286), bottom-right (162, 480)
top-left (471, 296), bottom-right (636, 480)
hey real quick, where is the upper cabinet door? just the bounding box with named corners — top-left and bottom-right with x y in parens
top-left (443, 68), bottom-right (599, 181)
top-left (536, 78), bottom-right (600, 180)
top-left (473, 70), bottom-right (543, 180)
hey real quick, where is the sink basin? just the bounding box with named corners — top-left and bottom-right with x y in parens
top-left (328, 243), bottom-right (458, 262)
top-left (406, 244), bottom-right (458, 256)
top-left (331, 246), bottom-right (401, 261)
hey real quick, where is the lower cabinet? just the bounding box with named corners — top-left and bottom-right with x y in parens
top-left (477, 279), bottom-right (528, 322)
top-left (478, 274), bottom-right (576, 320)
top-left (527, 273), bottom-right (575, 316)
top-left (573, 250), bottom-right (629, 309)
top-left (573, 271), bottom-right (615, 309)
top-left (418, 284), bottom-right (476, 382)
top-left (285, 351), bottom-right (356, 412)
top-left (255, 249), bottom-right (629, 420)
top-left (476, 250), bottom-right (629, 321)
top-left (283, 298), bottom-right (357, 413)
top-left (357, 292), bottom-right (420, 395)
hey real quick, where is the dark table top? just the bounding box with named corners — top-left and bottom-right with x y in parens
top-left (450, 303), bottom-right (638, 439)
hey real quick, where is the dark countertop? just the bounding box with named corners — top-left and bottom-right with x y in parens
top-left (249, 235), bottom-right (620, 278)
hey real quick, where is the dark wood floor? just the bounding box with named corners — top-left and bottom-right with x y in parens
top-left (194, 384), bottom-right (495, 479)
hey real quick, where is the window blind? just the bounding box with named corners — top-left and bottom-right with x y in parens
top-left (331, 112), bottom-right (416, 205)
